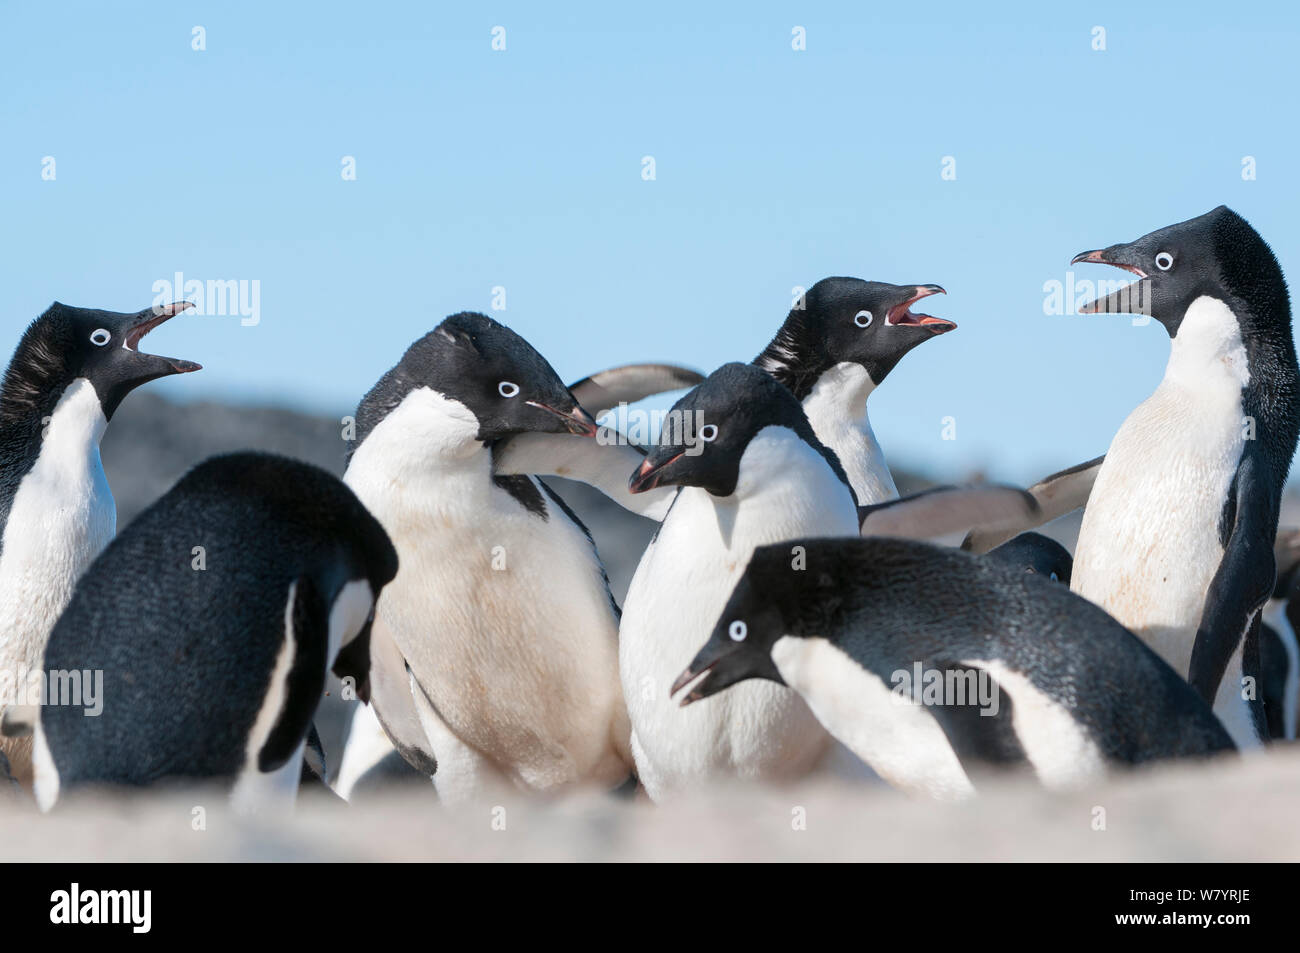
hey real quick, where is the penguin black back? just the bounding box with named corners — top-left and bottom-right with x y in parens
top-left (690, 537), bottom-right (1234, 766)
top-left (37, 452), bottom-right (397, 798)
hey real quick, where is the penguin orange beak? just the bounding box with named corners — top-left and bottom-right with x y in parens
top-left (526, 402), bottom-right (599, 437)
top-left (885, 285), bottom-right (955, 332)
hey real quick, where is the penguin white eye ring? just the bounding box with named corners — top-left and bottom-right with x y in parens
top-left (498, 381), bottom-right (520, 398)
top-left (89, 328), bottom-right (111, 347)
top-left (854, 310), bottom-right (873, 328)
top-left (698, 424), bottom-right (719, 443)
top-left (728, 620), bottom-right (747, 641)
top-left (1155, 251), bottom-right (1174, 271)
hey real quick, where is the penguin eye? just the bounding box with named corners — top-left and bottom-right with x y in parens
top-left (1155, 251), bottom-right (1174, 271)
top-left (854, 310), bottom-right (874, 328)
top-left (498, 381), bottom-right (520, 398)
top-left (89, 328), bottom-right (111, 347)
top-left (698, 424), bottom-right (718, 443)
top-left (728, 620), bottom-right (747, 642)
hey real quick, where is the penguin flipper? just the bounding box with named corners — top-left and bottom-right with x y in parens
top-left (921, 661), bottom-right (1031, 778)
top-left (1188, 455), bottom-right (1278, 707)
top-left (0, 705), bottom-right (36, 738)
top-left (858, 484), bottom-right (1039, 541)
top-left (962, 455), bottom-right (1104, 554)
top-left (492, 432), bottom-right (677, 521)
top-left (258, 574), bottom-right (329, 773)
top-left (489, 363), bottom-right (703, 522)
top-left (362, 618), bottom-right (439, 778)
top-left (567, 363), bottom-right (705, 414)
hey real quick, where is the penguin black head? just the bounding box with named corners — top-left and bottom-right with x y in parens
top-left (0, 301), bottom-right (200, 423)
top-left (354, 312), bottom-right (597, 451)
top-left (985, 532), bottom-right (1073, 584)
top-left (1071, 206), bottom-right (1290, 339)
top-left (755, 277), bottom-right (955, 400)
top-left (627, 362), bottom-right (849, 498)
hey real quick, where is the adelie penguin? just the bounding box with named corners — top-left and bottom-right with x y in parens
top-left (621, 363), bottom-right (943, 797)
top-left (342, 312), bottom-right (634, 802)
top-left (0, 300), bottom-right (200, 784)
top-left (673, 537), bottom-right (1235, 797)
top-left (25, 452), bottom-right (396, 813)
top-left (754, 277), bottom-right (955, 505)
top-left (1069, 206), bottom-right (1300, 746)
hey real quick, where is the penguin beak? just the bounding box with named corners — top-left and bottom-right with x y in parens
top-left (525, 401), bottom-right (599, 437)
top-left (885, 285), bottom-right (955, 332)
top-left (122, 301), bottom-right (203, 376)
top-left (671, 638), bottom-right (783, 705)
top-left (1070, 247), bottom-right (1153, 316)
top-left (629, 449), bottom-right (685, 493)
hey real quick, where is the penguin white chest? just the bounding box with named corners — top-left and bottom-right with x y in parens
top-left (619, 427), bottom-right (860, 799)
top-left (801, 363), bottom-right (898, 504)
top-left (770, 636), bottom-right (975, 800)
top-left (0, 379), bottom-right (115, 676)
top-left (344, 390), bottom-right (629, 793)
top-left (1072, 297), bottom-right (1250, 677)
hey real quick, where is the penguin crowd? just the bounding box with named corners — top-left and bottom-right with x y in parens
top-left (0, 204), bottom-right (1295, 813)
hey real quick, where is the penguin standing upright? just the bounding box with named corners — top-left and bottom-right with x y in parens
top-left (30, 452), bottom-right (397, 813)
top-left (618, 362), bottom-right (972, 799)
top-left (754, 278), bottom-right (954, 504)
top-left (342, 312), bottom-right (633, 802)
top-left (675, 537), bottom-right (1235, 796)
top-left (0, 301), bottom-right (199, 782)
top-left (1069, 207), bottom-right (1300, 746)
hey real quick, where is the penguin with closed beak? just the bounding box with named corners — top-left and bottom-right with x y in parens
top-left (0, 300), bottom-right (200, 783)
top-left (29, 452), bottom-right (396, 814)
top-left (1069, 207), bottom-right (1300, 746)
top-left (674, 537), bottom-right (1235, 796)
top-left (342, 312), bottom-right (633, 802)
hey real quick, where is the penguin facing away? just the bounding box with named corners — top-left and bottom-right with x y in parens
top-left (674, 537), bottom-right (1235, 796)
top-left (1069, 206), bottom-right (1300, 746)
top-left (754, 278), bottom-right (954, 505)
top-left (343, 312), bottom-right (633, 802)
top-left (619, 362), bottom-right (910, 799)
top-left (32, 452), bottom-right (397, 813)
top-left (0, 300), bottom-right (200, 783)
top-left (985, 531), bottom-right (1073, 584)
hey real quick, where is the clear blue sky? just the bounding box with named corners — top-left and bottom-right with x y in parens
top-left (2, 1), bottom-right (1297, 483)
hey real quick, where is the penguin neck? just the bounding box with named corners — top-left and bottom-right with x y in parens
top-left (800, 363), bottom-right (897, 504)
top-left (345, 388), bottom-right (497, 519)
top-left (698, 425), bottom-right (858, 546)
top-left (37, 378), bottom-right (110, 466)
top-left (1162, 296), bottom-right (1250, 391)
